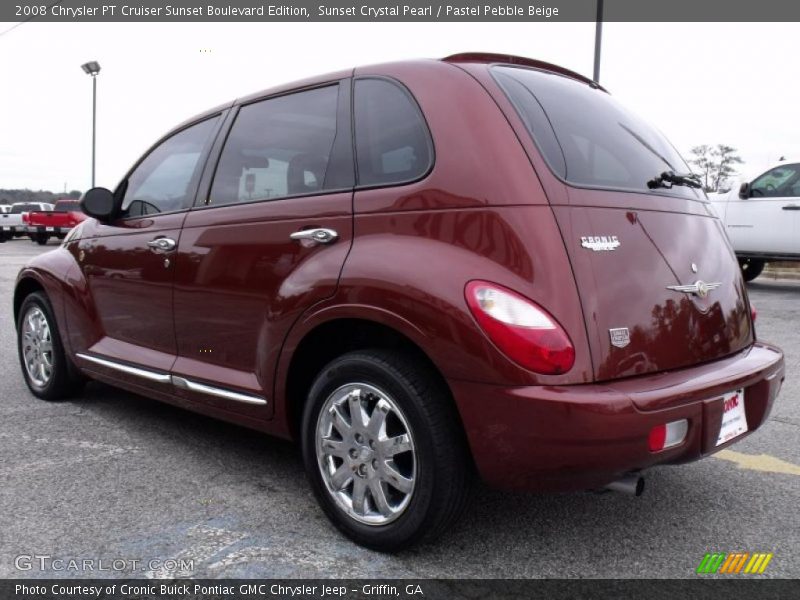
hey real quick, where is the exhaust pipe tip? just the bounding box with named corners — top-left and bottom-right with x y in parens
top-left (603, 474), bottom-right (645, 496)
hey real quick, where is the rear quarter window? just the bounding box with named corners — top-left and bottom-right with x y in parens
top-left (354, 78), bottom-right (433, 187)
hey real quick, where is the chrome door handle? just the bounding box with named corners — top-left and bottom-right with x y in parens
top-left (289, 228), bottom-right (339, 244)
top-left (147, 237), bottom-right (177, 253)
top-left (782, 204), bottom-right (800, 210)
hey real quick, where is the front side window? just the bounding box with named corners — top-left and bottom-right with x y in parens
top-left (121, 117), bottom-right (219, 217)
top-left (354, 78), bottom-right (433, 187)
top-left (493, 65), bottom-right (701, 200)
top-left (209, 85), bottom-right (348, 206)
top-left (750, 164), bottom-right (800, 197)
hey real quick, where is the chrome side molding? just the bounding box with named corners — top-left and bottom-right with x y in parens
top-left (76, 353), bottom-right (172, 383)
top-left (75, 352), bottom-right (268, 406)
top-left (171, 375), bottom-right (267, 406)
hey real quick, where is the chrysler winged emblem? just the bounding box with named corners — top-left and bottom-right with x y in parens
top-left (666, 280), bottom-right (722, 299)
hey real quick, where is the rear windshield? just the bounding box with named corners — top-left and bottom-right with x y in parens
top-left (492, 66), bottom-right (701, 200)
top-left (54, 200), bottom-right (80, 212)
top-left (11, 203), bottom-right (43, 213)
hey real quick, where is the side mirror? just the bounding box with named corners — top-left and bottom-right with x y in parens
top-left (80, 187), bottom-right (116, 222)
top-left (738, 182), bottom-right (751, 199)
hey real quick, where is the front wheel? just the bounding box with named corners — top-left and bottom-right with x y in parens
top-left (301, 350), bottom-right (472, 552)
top-left (17, 292), bottom-right (85, 400)
top-left (739, 258), bottom-right (765, 282)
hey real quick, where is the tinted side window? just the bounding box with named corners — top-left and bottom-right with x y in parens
top-left (209, 85), bottom-right (349, 206)
top-left (354, 78), bottom-right (432, 187)
top-left (750, 164), bottom-right (800, 198)
top-left (121, 117), bottom-right (219, 217)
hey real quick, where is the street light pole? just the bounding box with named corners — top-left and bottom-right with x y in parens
top-left (80, 61), bottom-right (101, 188)
top-left (593, 0), bottom-right (604, 83)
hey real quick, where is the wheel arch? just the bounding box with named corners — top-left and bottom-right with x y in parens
top-left (13, 274), bottom-right (47, 329)
top-left (278, 312), bottom-right (463, 445)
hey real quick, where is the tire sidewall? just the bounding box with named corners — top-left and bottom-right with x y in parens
top-left (17, 292), bottom-right (67, 400)
top-left (301, 353), bottom-right (438, 550)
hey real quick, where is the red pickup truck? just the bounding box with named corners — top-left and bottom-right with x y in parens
top-left (23, 199), bottom-right (87, 245)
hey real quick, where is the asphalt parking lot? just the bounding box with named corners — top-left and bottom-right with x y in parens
top-left (0, 238), bottom-right (798, 579)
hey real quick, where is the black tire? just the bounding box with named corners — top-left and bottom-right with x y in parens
top-left (739, 258), bottom-right (765, 282)
top-left (17, 291), bottom-right (85, 401)
top-left (301, 349), bottom-right (472, 552)
top-left (35, 234), bottom-right (49, 246)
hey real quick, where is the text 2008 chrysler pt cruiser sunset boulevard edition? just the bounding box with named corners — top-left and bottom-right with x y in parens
top-left (14, 53), bottom-right (784, 551)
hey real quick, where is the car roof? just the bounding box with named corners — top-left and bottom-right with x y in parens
top-left (170, 52), bottom-right (601, 134)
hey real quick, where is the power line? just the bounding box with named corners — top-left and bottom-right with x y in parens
top-left (0, 1), bottom-right (64, 39)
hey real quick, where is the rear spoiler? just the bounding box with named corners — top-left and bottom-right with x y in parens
top-left (443, 52), bottom-right (607, 92)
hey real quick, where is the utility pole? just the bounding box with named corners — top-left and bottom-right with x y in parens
top-left (593, 0), bottom-right (604, 83)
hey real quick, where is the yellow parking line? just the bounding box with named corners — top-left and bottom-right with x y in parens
top-left (714, 450), bottom-right (800, 476)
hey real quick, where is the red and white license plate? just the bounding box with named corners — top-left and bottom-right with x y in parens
top-left (716, 388), bottom-right (748, 446)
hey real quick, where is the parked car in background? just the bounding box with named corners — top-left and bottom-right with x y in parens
top-left (0, 202), bottom-right (53, 242)
top-left (23, 199), bottom-right (86, 245)
top-left (13, 53), bottom-right (784, 551)
top-left (709, 159), bottom-right (800, 281)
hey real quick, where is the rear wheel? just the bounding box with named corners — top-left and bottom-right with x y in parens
top-left (301, 349), bottom-right (471, 552)
top-left (17, 292), bottom-right (84, 400)
top-left (739, 258), bottom-right (765, 282)
top-left (34, 233), bottom-right (49, 245)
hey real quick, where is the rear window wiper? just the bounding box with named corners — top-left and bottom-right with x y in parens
top-left (647, 170), bottom-right (702, 190)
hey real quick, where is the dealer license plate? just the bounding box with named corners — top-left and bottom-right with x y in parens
top-left (716, 388), bottom-right (748, 446)
top-left (45, 227), bottom-right (54, 231)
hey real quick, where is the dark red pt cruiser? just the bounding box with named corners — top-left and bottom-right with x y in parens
top-left (14, 53), bottom-right (785, 551)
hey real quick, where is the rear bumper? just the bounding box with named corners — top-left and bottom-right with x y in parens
top-left (28, 225), bottom-right (71, 235)
top-left (450, 342), bottom-right (784, 492)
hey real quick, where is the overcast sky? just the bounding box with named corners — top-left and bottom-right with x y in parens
top-left (0, 21), bottom-right (796, 192)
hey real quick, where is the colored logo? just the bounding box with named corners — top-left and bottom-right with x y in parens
top-left (696, 552), bottom-right (773, 574)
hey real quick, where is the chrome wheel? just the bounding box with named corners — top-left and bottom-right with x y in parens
top-left (21, 306), bottom-right (54, 389)
top-left (316, 383), bottom-right (416, 526)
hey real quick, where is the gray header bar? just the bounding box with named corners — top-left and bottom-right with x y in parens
top-left (3, 0), bottom-right (797, 22)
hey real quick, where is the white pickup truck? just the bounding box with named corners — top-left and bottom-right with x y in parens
top-left (709, 160), bottom-right (800, 281)
top-left (0, 202), bottom-right (53, 242)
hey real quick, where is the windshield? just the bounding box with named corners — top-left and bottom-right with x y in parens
top-left (492, 65), bottom-right (701, 200)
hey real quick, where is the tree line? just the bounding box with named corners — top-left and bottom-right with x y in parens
top-left (0, 189), bottom-right (82, 206)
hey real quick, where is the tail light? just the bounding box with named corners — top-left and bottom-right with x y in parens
top-left (751, 305), bottom-right (757, 322)
top-left (465, 280), bottom-right (575, 375)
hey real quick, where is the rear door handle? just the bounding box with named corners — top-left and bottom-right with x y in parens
top-left (782, 204), bottom-right (800, 210)
top-left (147, 237), bottom-right (177, 253)
top-left (289, 228), bottom-right (339, 244)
